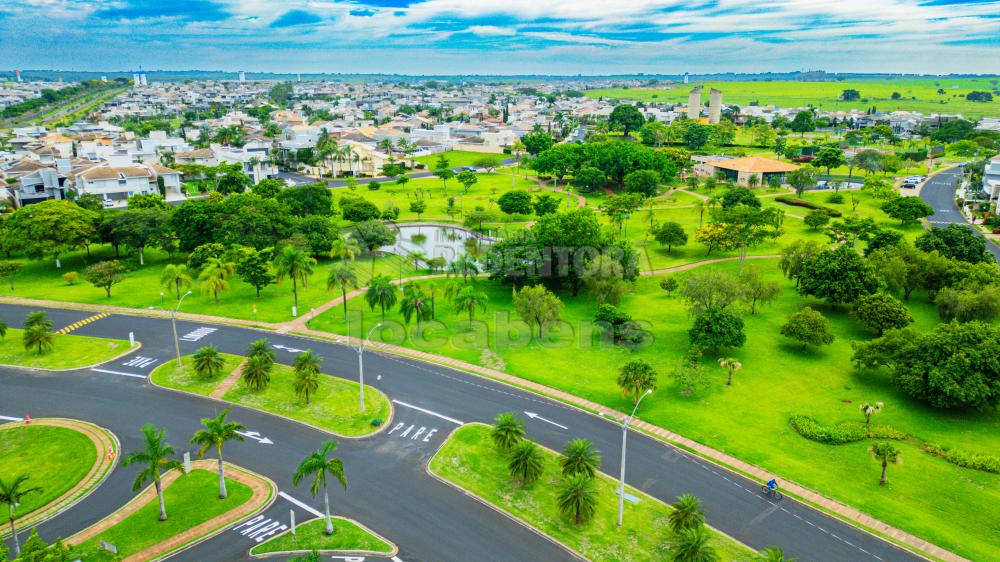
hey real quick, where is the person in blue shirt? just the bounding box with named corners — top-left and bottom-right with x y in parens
top-left (767, 479), bottom-right (778, 491)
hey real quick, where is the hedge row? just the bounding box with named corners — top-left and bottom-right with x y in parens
top-left (789, 415), bottom-right (905, 444)
top-left (773, 196), bottom-right (843, 218)
top-left (924, 443), bottom-right (1000, 474)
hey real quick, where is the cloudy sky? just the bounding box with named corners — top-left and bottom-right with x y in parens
top-left (2, 0), bottom-right (999, 75)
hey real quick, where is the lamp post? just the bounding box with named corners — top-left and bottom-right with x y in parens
top-left (349, 321), bottom-right (382, 412)
top-left (171, 290), bottom-right (192, 366)
top-left (617, 389), bottom-right (652, 527)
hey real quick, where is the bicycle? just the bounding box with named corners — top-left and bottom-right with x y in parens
top-left (760, 485), bottom-right (783, 500)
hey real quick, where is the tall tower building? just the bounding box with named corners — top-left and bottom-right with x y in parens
top-left (239, 71), bottom-right (246, 82)
top-left (708, 88), bottom-right (723, 124)
top-left (15, 70), bottom-right (22, 82)
top-left (687, 87), bottom-right (703, 120)
top-left (683, 72), bottom-right (689, 85)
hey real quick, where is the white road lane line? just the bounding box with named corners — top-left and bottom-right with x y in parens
top-left (90, 368), bottom-right (146, 379)
top-left (0, 415), bottom-right (24, 421)
top-left (391, 400), bottom-right (463, 425)
top-left (278, 491), bottom-right (323, 518)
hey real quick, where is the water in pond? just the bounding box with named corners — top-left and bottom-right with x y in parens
top-left (813, 179), bottom-right (863, 190)
top-left (380, 224), bottom-right (491, 263)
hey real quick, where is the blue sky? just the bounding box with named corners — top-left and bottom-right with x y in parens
top-left (2, 1), bottom-right (998, 74)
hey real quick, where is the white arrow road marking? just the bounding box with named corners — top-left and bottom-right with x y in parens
top-left (524, 411), bottom-right (568, 430)
top-left (278, 491), bottom-right (323, 517)
top-left (272, 344), bottom-right (306, 353)
top-left (90, 368), bottom-right (146, 379)
top-left (236, 430), bottom-right (273, 445)
top-left (0, 415), bottom-right (24, 422)
top-left (391, 400), bottom-right (463, 425)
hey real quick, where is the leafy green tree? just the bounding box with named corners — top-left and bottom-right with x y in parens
top-left (161, 264), bottom-right (193, 300)
top-left (293, 440), bottom-right (347, 535)
top-left (581, 255), bottom-right (626, 306)
top-left (557, 474), bottom-right (598, 525)
top-left (293, 349), bottom-right (323, 404)
top-left (351, 220), bottom-right (396, 254)
top-left (573, 166), bottom-right (606, 193)
top-left (365, 274), bottom-right (399, 321)
top-left (508, 440), bottom-right (544, 485)
top-left (235, 247), bottom-right (275, 298)
top-left (689, 308), bottom-right (746, 352)
top-left (4, 200), bottom-right (97, 268)
top-left (192, 345), bottom-right (225, 379)
top-left (533, 194), bottom-right (560, 216)
top-left (409, 199), bottom-right (427, 219)
top-left (720, 187), bottom-right (760, 209)
top-left (326, 262), bottom-right (359, 321)
top-left (115, 208), bottom-right (171, 265)
top-left (241, 353), bottom-right (273, 392)
top-left (916, 225), bottom-right (991, 264)
top-left (617, 359), bottom-right (657, 404)
top-left (673, 526), bottom-right (718, 562)
top-left (668, 494), bottom-right (706, 534)
top-left (813, 144), bottom-right (846, 175)
top-left (789, 110), bottom-right (815, 135)
top-left (84, 260), bottom-right (128, 298)
top-left (803, 209), bottom-right (830, 231)
top-left (452, 284), bottom-right (488, 328)
top-left (653, 222), bottom-right (687, 253)
top-left (22, 324), bottom-right (53, 355)
top-left (521, 132), bottom-right (554, 155)
top-left (660, 276), bottom-right (680, 295)
top-left (456, 170), bottom-right (478, 193)
top-left (251, 178), bottom-right (284, 198)
top-left (491, 412), bottom-right (526, 451)
top-left (934, 284), bottom-right (1000, 323)
top-left (0, 261), bottom-right (24, 291)
top-left (609, 104), bottom-right (645, 136)
top-left (277, 183), bottom-right (334, 217)
top-left (122, 424), bottom-right (183, 521)
top-left (680, 270), bottom-right (743, 315)
top-left (339, 196), bottom-right (381, 223)
top-left (216, 170), bottom-right (251, 195)
top-left (512, 284), bottom-right (563, 338)
top-left (624, 169), bottom-right (660, 198)
top-left (780, 307), bottom-right (835, 350)
top-left (274, 245), bottom-right (317, 311)
top-left (683, 124), bottom-right (712, 150)
top-left (738, 267), bottom-right (781, 314)
top-left (785, 168), bottom-right (817, 197)
top-left (560, 439), bottom-right (601, 479)
top-left (852, 293), bottom-right (913, 336)
top-left (497, 190), bottom-right (534, 215)
top-left (880, 197), bottom-right (933, 225)
top-left (0, 474), bottom-right (41, 556)
top-left (869, 442), bottom-right (900, 485)
top-left (189, 408), bottom-right (246, 499)
top-left (798, 246), bottom-right (879, 306)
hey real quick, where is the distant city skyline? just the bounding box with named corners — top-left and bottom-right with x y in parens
top-left (2, 0), bottom-right (999, 75)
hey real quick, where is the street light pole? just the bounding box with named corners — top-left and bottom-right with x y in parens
top-left (351, 322), bottom-right (382, 412)
top-left (172, 290), bottom-right (192, 367)
top-left (618, 389), bottom-right (652, 527)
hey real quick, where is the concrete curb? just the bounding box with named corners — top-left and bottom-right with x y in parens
top-left (247, 516), bottom-right (399, 559)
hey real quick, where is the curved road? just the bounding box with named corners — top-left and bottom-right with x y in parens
top-left (918, 165), bottom-right (1000, 262)
top-left (0, 303), bottom-right (922, 562)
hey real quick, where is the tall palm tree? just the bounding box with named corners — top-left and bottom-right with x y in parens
top-left (860, 401), bottom-right (884, 429)
top-left (672, 526), bottom-right (719, 562)
top-left (669, 494), bottom-right (706, 535)
top-left (24, 311), bottom-right (51, 332)
top-left (557, 474), bottom-right (598, 525)
top-left (274, 245), bottom-right (317, 311)
top-left (407, 251), bottom-right (427, 271)
top-left (448, 254), bottom-right (480, 282)
top-left (247, 338), bottom-right (275, 362)
top-left (199, 258), bottom-right (234, 303)
top-left (22, 324), bottom-right (54, 355)
top-left (365, 275), bottom-right (399, 322)
top-left (160, 264), bottom-right (193, 300)
top-left (452, 284), bottom-right (487, 329)
top-left (616, 360), bottom-right (657, 405)
top-left (754, 546), bottom-right (796, 562)
top-left (241, 354), bottom-right (273, 392)
top-left (122, 424), bottom-right (183, 521)
top-left (399, 282), bottom-right (431, 337)
top-left (189, 409), bottom-right (246, 499)
top-left (293, 440), bottom-right (347, 535)
top-left (491, 412), bottom-right (526, 451)
top-left (0, 474), bottom-right (42, 556)
top-left (326, 263), bottom-right (359, 321)
top-left (560, 439), bottom-right (601, 478)
top-left (508, 440), bottom-right (544, 486)
top-left (293, 349), bottom-right (323, 404)
top-left (330, 236), bottom-right (361, 262)
top-left (718, 358), bottom-right (742, 386)
top-left (869, 442), bottom-right (900, 485)
top-left (192, 345), bottom-right (225, 379)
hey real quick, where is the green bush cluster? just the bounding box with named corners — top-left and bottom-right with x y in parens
top-left (923, 443), bottom-right (1000, 474)
top-left (773, 196), bottom-right (843, 217)
top-left (789, 415), bottom-right (904, 444)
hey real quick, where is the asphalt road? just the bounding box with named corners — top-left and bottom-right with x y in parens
top-left (0, 303), bottom-right (922, 562)
top-left (918, 165), bottom-right (1000, 262)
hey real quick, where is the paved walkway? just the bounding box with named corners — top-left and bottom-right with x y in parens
top-left (0, 418), bottom-right (118, 534)
top-left (211, 360), bottom-right (246, 399)
top-left (68, 460), bottom-right (275, 562)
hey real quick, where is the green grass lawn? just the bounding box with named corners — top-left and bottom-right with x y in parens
top-left (0, 328), bottom-right (130, 370)
top-left (0, 425), bottom-right (97, 522)
top-left (70, 469), bottom-right (253, 560)
top-left (308, 263), bottom-right (1000, 561)
top-left (430, 424), bottom-right (750, 561)
top-left (149, 353), bottom-right (244, 396)
top-left (586, 77), bottom-right (1000, 118)
top-left (250, 517), bottom-right (394, 556)
top-left (412, 150), bottom-right (504, 169)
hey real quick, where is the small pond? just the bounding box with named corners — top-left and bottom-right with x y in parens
top-left (380, 224), bottom-right (492, 263)
top-left (812, 179), bottom-right (863, 190)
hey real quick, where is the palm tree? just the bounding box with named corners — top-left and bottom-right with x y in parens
top-left (399, 281), bottom-right (431, 337)
top-left (122, 424), bottom-right (183, 521)
top-left (718, 358), bottom-right (742, 386)
top-left (189, 409), bottom-right (246, 499)
top-left (242, 354), bottom-right (273, 392)
top-left (365, 275), bottom-right (399, 322)
top-left (672, 526), bottom-right (719, 562)
top-left (160, 264), bottom-right (193, 300)
top-left (247, 338), bottom-right (275, 362)
top-left (491, 412), bottom-right (526, 451)
top-left (860, 401), bottom-right (884, 429)
top-left (669, 494), bottom-right (706, 535)
top-left (293, 440), bottom-right (347, 535)
top-left (330, 236), bottom-right (361, 262)
top-left (407, 251), bottom-right (427, 271)
top-left (754, 546), bottom-right (796, 562)
top-left (448, 254), bottom-right (480, 282)
top-left (192, 345), bottom-right (225, 379)
top-left (22, 324), bottom-right (53, 355)
top-left (616, 359), bottom-right (657, 405)
top-left (452, 284), bottom-right (487, 329)
top-left (869, 442), bottom-right (900, 485)
top-left (199, 258), bottom-right (233, 303)
top-left (0, 474), bottom-right (42, 556)
top-left (293, 349), bottom-right (323, 404)
top-left (508, 440), bottom-right (544, 485)
top-left (560, 439), bottom-right (601, 478)
top-left (274, 246), bottom-right (317, 312)
top-left (326, 263), bottom-right (359, 321)
top-left (24, 311), bottom-right (51, 332)
top-left (557, 474), bottom-right (598, 524)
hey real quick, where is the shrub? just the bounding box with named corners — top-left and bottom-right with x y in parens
top-left (773, 195), bottom-right (843, 217)
top-left (62, 271), bottom-right (79, 285)
top-left (923, 443), bottom-right (1000, 474)
top-left (789, 415), bottom-right (905, 444)
top-left (826, 192), bottom-right (845, 204)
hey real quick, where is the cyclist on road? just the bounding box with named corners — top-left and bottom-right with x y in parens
top-left (767, 478), bottom-right (778, 491)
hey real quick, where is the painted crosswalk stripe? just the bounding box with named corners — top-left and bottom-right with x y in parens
top-left (56, 312), bottom-right (111, 335)
top-left (180, 327), bottom-right (217, 342)
top-left (278, 491), bottom-right (323, 517)
top-left (90, 368), bottom-right (146, 379)
top-left (123, 356), bottom-right (157, 368)
top-left (391, 400), bottom-right (463, 425)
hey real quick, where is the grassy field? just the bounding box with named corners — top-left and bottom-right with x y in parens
top-left (309, 263), bottom-right (1000, 561)
top-left (412, 150), bottom-right (505, 169)
top-left (151, 354), bottom-right (391, 437)
top-left (586, 77), bottom-right (1000, 118)
top-left (0, 425), bottom-right (97, 522)
top-left (250, 517), bottom-right (394, 556)
top-left (70, 469), bottom-right (253, 560)
top-left (430, 424), bottom-right (751, 561)
top-left (0, 328), bottom-right (130, 369)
